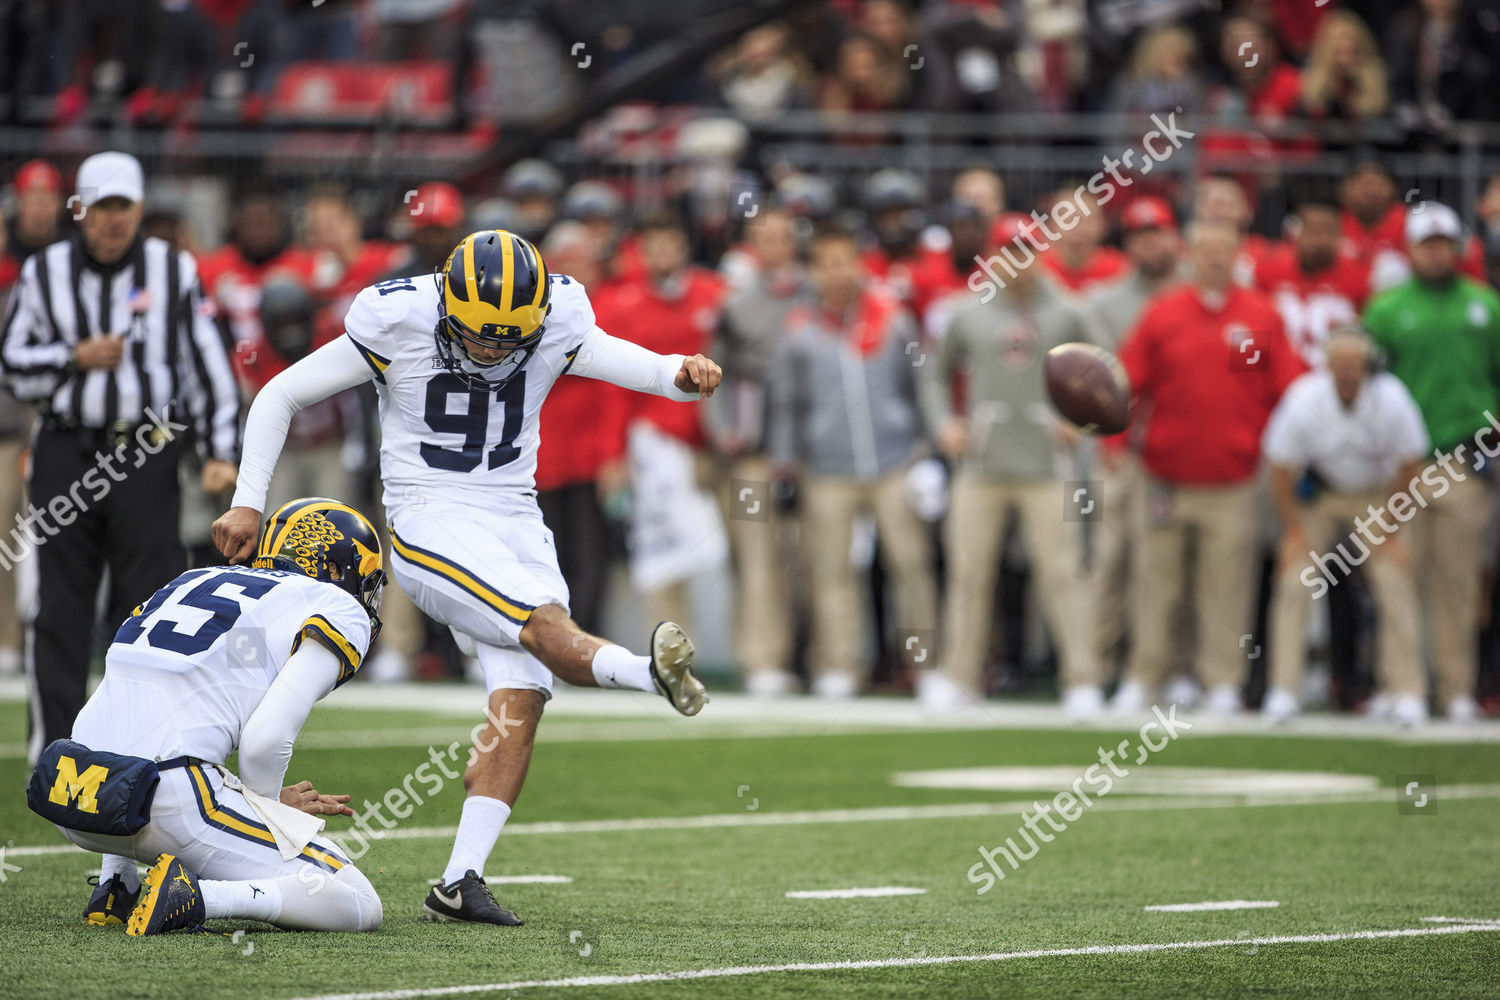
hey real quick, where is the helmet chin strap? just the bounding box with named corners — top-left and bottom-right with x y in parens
top-left (460, 347), bottom-right (521, 376)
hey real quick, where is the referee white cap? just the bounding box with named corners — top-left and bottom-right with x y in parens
top-left (75, 151), bottom-right (144, 207)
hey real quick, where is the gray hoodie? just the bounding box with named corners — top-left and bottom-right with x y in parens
top-left (767, 289), bottom-right (926, 480)
top-left (705, 268), bottom-right (811, 452)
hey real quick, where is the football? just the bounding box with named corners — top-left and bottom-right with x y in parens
top-left (1045, 342), bottom-right (1132, 435)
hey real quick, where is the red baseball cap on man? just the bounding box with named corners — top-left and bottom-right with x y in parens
top-left (409, 182), bottom-right (464, 228)
top-left (988, 211), bottom-right (1035, 249)
top-left (1122, 196), bottom-right (1176, 234)
top-left (14, 159), bottom-right (62, 194)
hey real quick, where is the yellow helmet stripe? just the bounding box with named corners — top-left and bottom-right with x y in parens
top-left (499, 232), bottom-right (516, 313)
top-left (463, 235), bottom-right (480, 308)
top-left (268, 507), bottom-right (323, 558)
top-left (258, 497), bottom-right (322, 558)
top-left (265, 499), bottom-right (374, 558)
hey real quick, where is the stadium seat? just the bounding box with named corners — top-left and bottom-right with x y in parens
top-left (266, 61), bottom-right (454, 127)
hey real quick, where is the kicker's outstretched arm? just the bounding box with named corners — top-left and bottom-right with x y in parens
top-left (569, 327), bottom-right (721, 399)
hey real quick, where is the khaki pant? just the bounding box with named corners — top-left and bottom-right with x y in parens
top-left (802, 471), bottom-right (937, 683)
top-left (1092, 455), bottom-right (1138, 670)
top-left (1127, 478), bottom-right (1258, 691)
top-left (1269, 491), bottom-right (1422, 696)
top-left (646, 580), bottom-right (693, 640)
top-left (1092, 453), bottom-right (1196, 681)
top-left (939, 476), bottom-right (1098, 693)
top-left (1411, 471), bottom-right (1490, 704)
top-left (703, 454), bottom-right (793, 677)
top-left (0, 437), bottom-right (26, 654)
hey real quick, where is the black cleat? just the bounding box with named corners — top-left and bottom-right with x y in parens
top-left (422, 871), bottom-right (524, 926)
top-left (85, 874), bottom-right (139, 927)
top-left (127, 854), bottom-right (206, 936)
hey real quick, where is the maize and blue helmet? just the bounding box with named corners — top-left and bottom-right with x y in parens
top-left (253, 497), bottom-right (387, 640)
top-left (433, 229), bottom-right (551, 389)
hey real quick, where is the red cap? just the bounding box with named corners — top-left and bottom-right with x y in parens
top-left (1122, 196), bottom-right (1176, 234)
top-left (988, 211), bottom-right (1034, 248)
top-left (14, 159), bottom-right (61, 194)
top-left (408, 182), bottom-right (464, 228)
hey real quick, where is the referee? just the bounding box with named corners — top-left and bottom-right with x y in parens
top-left (0, 151), bottom-right (241, 760)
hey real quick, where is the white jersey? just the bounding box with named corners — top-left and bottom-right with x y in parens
top-left (344, 274), bottom-right (644, 511)
top-left (231, 272), bottom-right (693, 519)
top-left (71, 566), bottom-right (372, 764)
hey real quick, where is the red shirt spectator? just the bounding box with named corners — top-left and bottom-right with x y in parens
top-left (1256, 246), bottom-right (1367, 364)
top-left (535, 279), bottom-right (630, 491)
top-left (609, 232), bottom-right (647, 286)
top-left (1120, 282), bottom-right (1304, 484)
top-left (1043, 246), bottom-right (1130, 293)
top-left (1235, 233), bottom-right (1279, 287)
top-left (534, 372), bottom-right (628, 490)
top-left (199, 243), bottom-right (318, 350)
top-left (1267, 0), bottom-right (1330, 59)
top-left (1339, 201), bottom-right (1405, 270)
top-left (1245, 63), bottom-right (1303, 119)
top-left (303, 186), bottom-right (409, 333)
top-left (1212, 18), bottom-right (1304, 122)
top-left (0, 238), bottom-right (17, 297)
top-left (1204, 18), bottom-right (1313, 171)
top-left (312, 240), bottom-right (407, 315)
top-left (600, 269), bottom-right (724, 448)
top-left (862, 244), bottom-right (957, 318)
top-left (1036, 186), bottom-right (1129, 294)
top-left (2, 159), bottom-right (64, 294)
top-left (234, 276), bottom-right (354, 452)
top-left (1190, 176), bottom-right (1279, 286)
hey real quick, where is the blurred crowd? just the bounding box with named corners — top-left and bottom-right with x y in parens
top-left (3, 0), bottom-right (1500, 140)
top-left (4, 141), bottom-right (1500, 727)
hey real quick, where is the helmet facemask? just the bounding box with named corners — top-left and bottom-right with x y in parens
top-left (433, 230), bottom-right (552, 390)
top-left (433, 306), bottom-right (541, 390)
top-left (356, 566), bottom-right (387, 642)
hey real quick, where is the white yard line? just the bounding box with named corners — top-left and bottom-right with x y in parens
top-left (785, 887), bottom-right (926, 899)
top-left (1421, 916), bottom-right (1496, 923)
top-left (279, 920), bottom-right (1500, 1000)
top-left (3, 678), bottom-right (1498, 746)
top-left (11, 782), bottom-right (1500, 859)
top-left (1145, 900), bottom-right (1281, 913)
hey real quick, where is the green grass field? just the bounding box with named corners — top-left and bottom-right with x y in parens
top-left (2, 691), bottom-right (1498, 1000)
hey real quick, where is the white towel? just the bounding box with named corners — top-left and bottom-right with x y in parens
top-left (625, 421), bottom-right (728, 592)
top-left (216, 768), bottom-right (326, 861)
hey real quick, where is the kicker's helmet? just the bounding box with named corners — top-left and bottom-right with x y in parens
top-left (253, 498), bottom-right (387, 640)
top-left (434, 229), bottom-right (551, 388)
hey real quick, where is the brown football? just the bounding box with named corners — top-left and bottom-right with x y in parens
top-left (1044, 343), bottom-right (1131, 435)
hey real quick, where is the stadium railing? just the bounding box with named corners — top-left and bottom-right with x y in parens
top-left (2, 108), bottom-right (1495, 234)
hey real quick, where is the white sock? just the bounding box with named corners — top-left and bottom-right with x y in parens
top-left (442, 795), bottom-right (512, 883)
top-left (591, 643), bottom-right (655, 693)
top-left (101, 854), bottom-right (139, 893)
top-left (202, 878), bottom-right (283, 923)
top-left (202, 868), bottom-right (381, 932)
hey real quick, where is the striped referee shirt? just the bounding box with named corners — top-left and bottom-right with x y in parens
top-left (0, 235), bottom-right (240, 461)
